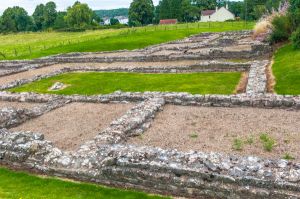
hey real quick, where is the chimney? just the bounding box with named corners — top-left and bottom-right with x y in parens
top-left (226, 4), bottom-right (229, 9)
top-left (216, 6), bottom-right (218, 11)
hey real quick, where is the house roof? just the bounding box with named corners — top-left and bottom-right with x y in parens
top-left (201, 10), bottom-right (216, 16)
top-left (159, 19), bottom-right (178, 24)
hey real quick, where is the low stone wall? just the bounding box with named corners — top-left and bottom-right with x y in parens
top-left (1, 129), bottom-right (300, 198)
top-left (0, 99), bottom-right (69, 128)
top-left (0, 91), bottom-right (299, 110)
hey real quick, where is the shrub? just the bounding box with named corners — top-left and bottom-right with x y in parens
top-left (291, 28), bottom-right (300, 49)
top-left (189, 133), bottom-right (198, 139)
top-left (260, 133), bottom-right (275, 152)
top-left (283, 153), bottom-right (295, 160)
top-left (269, 15), bottom-right (292, 43)
top-left (232, 138), bottom-right (243, 151)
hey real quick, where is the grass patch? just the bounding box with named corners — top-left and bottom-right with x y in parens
top-left (9, 72), bottom-right (242, 95)
top-left (189, 133), bottom-right (199, 139)
top-left (0, 21), bottom-right (254, 60)
top-left (283, 153), bottom-right (295, 160)
top-left (259, 133), bottom-right (276, 152)
top-left (232, 138), bottom-right (244, 151)
top-left (273, 44), bottom-right (300, 95)
top-left (0, 167), bottom-right (169, 199)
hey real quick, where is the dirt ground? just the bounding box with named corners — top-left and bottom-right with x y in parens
top-left (0, 101), bottom-right (41, 109)
top-left (11, 102), bottom-right (133, 151)
top-left (128, 105), bottom-right (300, 161)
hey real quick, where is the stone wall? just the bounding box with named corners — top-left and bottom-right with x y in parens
top-left (0, 128), bottom-right (300, 198)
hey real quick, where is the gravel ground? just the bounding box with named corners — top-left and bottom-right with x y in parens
top-left (0, 101), bottom-right (41, 109)
top-left (11, 102), bottom-right (133, 151)
top-left (128, 105), bottom-right (300, 161)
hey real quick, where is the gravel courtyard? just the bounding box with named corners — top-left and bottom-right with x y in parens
top-left (129, 105), bottom-right (300, 160)
top-left (11, 102), bottom-right (133, 151)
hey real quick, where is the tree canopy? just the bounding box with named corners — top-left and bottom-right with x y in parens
top-left (65, 1), bottom-right (94, 28)
top-left (0, 6), bottom-right (33, 32)
top-left (129, 0), bottom-right (155, 26)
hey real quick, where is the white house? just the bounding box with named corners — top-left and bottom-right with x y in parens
top-left (201, 5), bottom-right (235, 22)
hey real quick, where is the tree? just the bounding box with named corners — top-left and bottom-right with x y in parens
top-left (289, 0), bottom-right (300, 31)
top-left (53, 11), bottom-right (67, 29)
top-left (0, 6), bottom-right (33, 32)
top-left (129, 0), bottom-right (154, 26)
top-left (110, 18), bottom-right (120, 25)
top-left (191, 0), bottom-right (217, 11)
top-left (181, 0), bottom-right (200, 22)
top-left (159, 0), bottom-right (171, 19)
top-left (65, 1), bottom-right (94, 28)
top-left (33, 4), bottom-right (45, 30)
top-left (43, 1), bottom-right (57, 29)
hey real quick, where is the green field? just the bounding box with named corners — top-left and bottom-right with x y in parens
top-left (0, 167), bottom-right (169, 199)
top-left (0, 21), bottom-right (254, 60)
top-left (273, 44), bottom-right (300, 95)
top-left (9, 72), bottom-right (242, 95)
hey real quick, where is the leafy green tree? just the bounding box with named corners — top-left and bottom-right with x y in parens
top-left (43, 1), bottom-right (57, 29)
top-left (181, 0), bottom-right (200, 22)
top-left (65, 1), bottom-right (94, 28)
top-left (53, 11), bottom-right (67, 29)
top-left (110, 18), bottom-right (120, 25)
top-left (191, 0), bottom-right (217, 10)
top-left (33, 4), bottom-right (45, 30)
top-left (159, 0), bottom-right (171, 19)
top-left (0, 6), bottom-right (33, 32)
top-left (129, 0), bottom-right (154, 26)
top-left (289, 0), bottom-right (300, 30)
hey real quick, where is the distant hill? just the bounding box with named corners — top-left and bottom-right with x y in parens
top-left (94, 8), bottom-right (129, 18)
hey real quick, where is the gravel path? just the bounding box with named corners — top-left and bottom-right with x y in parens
top-left (128, 105), bottom-right (300, 161)
top-left (11, 102), bottom-right (133, 151)
top-left (0, 101), bottom-right (41, 109)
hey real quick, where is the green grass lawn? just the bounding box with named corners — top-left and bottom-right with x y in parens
top-left (0, 167), bottom-right (169, 199)
top-left (273, 44), bottom-right (300, 95)
top-left (9, 72), bottom-right (242, 95)
top-left (0, 21), bottom-right (254, 60)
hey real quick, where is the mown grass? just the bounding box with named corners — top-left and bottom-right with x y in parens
top-left (0, 21), bottom-right (254, 60)
top-left (273, 44), bottom-right (300, 95)
top-left (9, 72), bottom-right (242, 95)
top-left (0, 167), bottom-right (169, 199)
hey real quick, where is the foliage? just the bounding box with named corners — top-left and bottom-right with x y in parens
top-left (0, 167), bottom-right (168, 199)
top-left (288, 0), bottom-right (300, 31)
top-left (33, 2), bottom-right (57, 31)
top-left (283, 153), bottom-right (295, 160)
top-left (269, 15), bottom-right (292, 43)
top-left (110, 18), bottom-right (120, 25)
top-left (0, 6), bottom-right (33, 32)
top-left (232, 138), bottom-right (243, 151)
top-left (129, 0), bottom-right (154, 26)
top-left (189, 133), bottom-right (199, 138)
top-left (65, 1), bottom-right (94, 28)
top-left (273, 44), bottom-right (300, 95)
top-left (95, 8), bottom-right (129, 18)
top-left (9, 72), bottom-right (242, 95)
top-left (259, 133), bottom-right (275, 152)
top-left (53, 12), bottom-right (67, 30)
top-left (291, 27), bottom-right (300, 49)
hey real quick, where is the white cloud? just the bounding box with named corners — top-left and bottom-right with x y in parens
top-left (0, 0), bottom-right (160, 14)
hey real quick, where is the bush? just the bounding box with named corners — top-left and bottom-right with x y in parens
top-left (260, 133), bottom-right (275, 152)
top-left (291, 28), bottom-right (300, 49)
top-left (269, 15), bottom-right (292, 43)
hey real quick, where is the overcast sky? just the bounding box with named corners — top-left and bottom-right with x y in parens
top-left (0, 0), bottom-right (161, 14)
